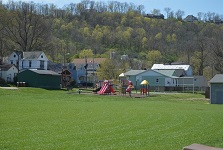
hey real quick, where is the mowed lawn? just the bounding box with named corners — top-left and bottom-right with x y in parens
top-left (0, 88), bottom-right (223, 150)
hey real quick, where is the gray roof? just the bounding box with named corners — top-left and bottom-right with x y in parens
top-left (23, 51), bottom-right (43, 59)
top-left (154, 70), bottom-right (175, 77)
top-left (209, 74), bottom-right (223, 83)
top-left (0, 64), bottom-right (17, 71)
top-left (30, 69), bottom-right (60, 76)
top-left (153, 70), bottom-right (178, 78)
top-left (124, 70), bottom-right (146, 76)
top-left (154, 69), bottom-right (186, 77)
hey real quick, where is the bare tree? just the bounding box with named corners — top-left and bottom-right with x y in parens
top-left (209, 38), bottom-right (223, 73)
top-left (175, 9), bottom-right (185, 20)
top-left (4, 2), bottom-right (50, 51)
top-left (151, 9), bottom-right (161, 15)
top-left (164, 7), bottom-right (171, 19)
top-left (197, 12), bottom-right (204, 21)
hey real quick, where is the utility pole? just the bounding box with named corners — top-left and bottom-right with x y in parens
top-left (93, 53), bottom-right (95, 85)
top-left (85, 56), bottom-right (88, 88)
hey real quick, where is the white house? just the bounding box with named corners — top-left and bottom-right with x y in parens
top-left (0, 64), bottom-right (18, 83)
top-left (8, 51), bottom-right (48, 71)
top-left (151, 64), bottom-right (193, 76)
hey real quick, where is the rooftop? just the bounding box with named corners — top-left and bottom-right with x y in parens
top-left (210, 74), bottom-right (223, 83)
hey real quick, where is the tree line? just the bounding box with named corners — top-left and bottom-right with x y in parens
top-left (0, 0), bottom-right (223, 80)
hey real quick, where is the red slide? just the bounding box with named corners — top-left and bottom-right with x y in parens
top-left (98, 84), bottom-right (108, 94)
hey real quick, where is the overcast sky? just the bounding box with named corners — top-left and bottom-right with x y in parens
top-left (2, 0), bottom-right (223, 17)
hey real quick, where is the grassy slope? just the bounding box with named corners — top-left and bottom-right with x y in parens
top-left (0, 88), bottom-right (223, 150)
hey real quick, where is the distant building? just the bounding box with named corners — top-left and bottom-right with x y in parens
top-left (184, 15), bottom-right (198, 22)
top-left (71, 58), bottom-right (106, 84)
top-left (18, 69), bottom-right (61, 89)
top-left (8, 51), bottom-right (48, 72)
top-left (209, 74), bottom-right (223, 104)
top-left (144, 14), bottom-right (164, 19)
top-left (0, 64), bottom-right (18, 83)
top-left (151, 64), bottom-right (193, 76)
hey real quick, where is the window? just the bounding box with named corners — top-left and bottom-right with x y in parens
top-left (41, 55), bottom-right (43, 58)
top-left (14, 55), bottom-right (16, 58)
top-left (11, 61), bottom-right (13, 64)
top-left (29, 61), bottom-right (32, 67)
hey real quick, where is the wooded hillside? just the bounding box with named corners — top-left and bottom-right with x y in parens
top-left (0, 0), bottom-right (223, 80)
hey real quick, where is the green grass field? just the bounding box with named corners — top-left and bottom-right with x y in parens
top-left (0, 88), bottom-right (223, 150)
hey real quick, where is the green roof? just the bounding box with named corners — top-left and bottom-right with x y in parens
top-left (31, 70), bottom-right (60, 76)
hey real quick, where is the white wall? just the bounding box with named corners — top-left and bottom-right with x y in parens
top-left (165, 78), bottom-right (177, 86)
top-left (1, 66), bottom-right (18, 82)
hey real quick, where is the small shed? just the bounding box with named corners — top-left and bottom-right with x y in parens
top-left (18, 69), bottom-right (61, 89)
top-left (209, 74), bottom-right (223, 104)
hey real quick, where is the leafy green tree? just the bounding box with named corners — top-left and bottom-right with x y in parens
top-left (146, 50), bottom-right (162, 67)
top-left (79, 49), bottom-right (93, 58)
top-left (96, 59), bottom-right (120, 83)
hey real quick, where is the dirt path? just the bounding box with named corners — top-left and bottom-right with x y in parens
top-left (0, 87), bottom-right (18, 90)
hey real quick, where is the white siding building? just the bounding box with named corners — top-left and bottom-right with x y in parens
top-left (8, 51), bottom-right (48, 71)
top-left (0, 64), bottom-right (18, 83)
top-left (151, 64), bottom-right (193, 76)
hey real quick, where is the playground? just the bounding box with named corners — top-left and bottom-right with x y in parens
top-left (79, 78), bottom-right (150, 98)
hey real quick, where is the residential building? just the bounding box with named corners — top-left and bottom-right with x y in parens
top-left (71, 58), bottom-right (106, 85)
top-left (144, 14), bottom-right (165, 19)
top-left (8, 51), bottom-right (48, 72)
top-left (0, 64), bottom-right (18, 83)
top-left (124, 68), bottom-right (207, 92)
top-left (184, 15), bottom-right (198, 22)
top-left (151, 64), bottom-right (193, 76)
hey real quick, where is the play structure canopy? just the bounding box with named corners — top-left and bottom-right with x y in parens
top-left (119, 73), bottom-right (125, 77)
top-left (141, 80), bottom-right (149, 85)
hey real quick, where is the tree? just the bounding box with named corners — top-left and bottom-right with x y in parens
top-left (151, 9), bottom-right (161, 15)
top-left (146, 50), bottom-right (162, 67)
top-left (164, 7), bottom-right (171, 19)
top-left (175, 9), bottom-right (185, 20)
top-left (79, 49), bottom-right (93, 58)
top-left (4, 4), bottom-right (50, 51)
top-left (96, 58), bottom-right (120, 83)
top-left (209, 38), bottom-right (223, 73)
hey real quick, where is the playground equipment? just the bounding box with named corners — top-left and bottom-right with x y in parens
top-left (140, 80), bottom-right (149, 96)
top-left (126, 80), bottom-right (134, 97)
top-left (120, 79), bottom-right (134, 96)
top-left (97, 80), bottom-right (116, 95)
top-left (93, 81), bottom-right (102, 93)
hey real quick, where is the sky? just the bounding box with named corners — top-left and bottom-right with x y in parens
top-left (2, 0), bottom-right (223, 17)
